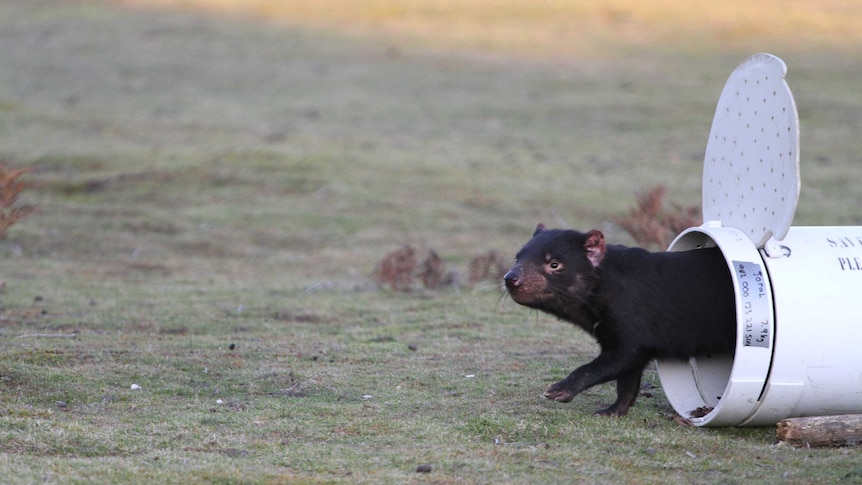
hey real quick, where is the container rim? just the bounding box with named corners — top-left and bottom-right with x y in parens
top-left (658, 225), bottom-right (776, 426)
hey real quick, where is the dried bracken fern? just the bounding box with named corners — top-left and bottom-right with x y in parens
top-left (374, 246), bottom-right (505, 292)
top-left (616, 185), bottom-right (700, 249)
top-left (373, 245), bottom-right (417, 291)
top-left (417, 250), bottom-right (451, 289)
top-left (665, 202), bottom-right (702, 237)
top-left (468, 250), bottom-right (506, 286)
top-left (0, 160), bottom-right (36, 240)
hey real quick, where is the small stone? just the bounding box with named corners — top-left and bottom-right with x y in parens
top-left (130, 384), bottom-right (141, 390)
top-left (407, 343), bottom-right (418, 351)
top-left (229, 343), bottom-right (235, 350)
top-left (415, 464), bottom-right (432, 473)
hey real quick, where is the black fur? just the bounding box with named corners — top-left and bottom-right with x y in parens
top-left (504, 224), bottom-right (736, 416)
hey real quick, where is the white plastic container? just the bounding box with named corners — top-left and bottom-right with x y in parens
top-left (655, 54), bottom-right (862, 426)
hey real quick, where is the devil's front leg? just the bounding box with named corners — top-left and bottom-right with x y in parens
top-left (543, 349), bottom-right (647, 413)
top-left (543, 350), bottom-right (628, 402)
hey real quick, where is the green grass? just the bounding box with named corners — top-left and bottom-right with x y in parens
top-left (2, 0), bottom-right (862, 483)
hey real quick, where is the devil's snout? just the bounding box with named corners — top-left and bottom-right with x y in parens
top-left (504, 269), bottom-right (522, 289)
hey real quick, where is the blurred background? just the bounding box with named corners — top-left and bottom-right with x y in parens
top-left (2, 0), bottom-right (861, 288)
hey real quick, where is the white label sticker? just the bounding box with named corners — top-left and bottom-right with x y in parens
top-left (732, 261), bottom-right (771, 349)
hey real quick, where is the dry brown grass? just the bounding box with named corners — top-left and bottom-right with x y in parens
top-left (121, 0), bottom-right (862, 58)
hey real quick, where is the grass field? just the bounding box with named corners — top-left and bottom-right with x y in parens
top-left (2, 0), bottom-right (862, 483)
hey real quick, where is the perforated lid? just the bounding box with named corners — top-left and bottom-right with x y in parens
top-left (702, 53), bottom-right (800, 247)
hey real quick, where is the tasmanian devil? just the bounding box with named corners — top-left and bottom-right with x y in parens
top-left (503, 224), bottom-right (736, 416)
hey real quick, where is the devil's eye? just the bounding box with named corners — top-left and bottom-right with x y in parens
top-left (547, 260), bottom-right (563, 271)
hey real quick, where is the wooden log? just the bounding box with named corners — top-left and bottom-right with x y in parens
top-left (776, 415), bottom-right (862, 448)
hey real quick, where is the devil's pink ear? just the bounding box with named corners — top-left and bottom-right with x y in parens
top-left (533, 223), bottom-right (546, 237)
top-left (584, 230), bottom-right (606, 268)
